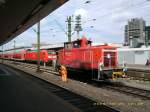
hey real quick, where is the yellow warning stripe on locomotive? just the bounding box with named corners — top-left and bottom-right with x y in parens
top-left (112, 71), bottom-right (126, 80)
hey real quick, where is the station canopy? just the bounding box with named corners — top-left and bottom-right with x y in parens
top-left (0, 0), bottom-right (68, 45)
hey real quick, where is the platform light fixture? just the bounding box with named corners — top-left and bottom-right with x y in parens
top-left (0, 0), bottom-right (5, 7)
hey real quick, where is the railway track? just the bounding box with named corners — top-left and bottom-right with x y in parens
top-left (6, 60), bottom-right (150, 81)
top-left (104, 85), bottom-right (150, 100)
top-left (3, 61), bottom-right (119, 112)
top-left (4, 60), bottom-right (150, 101)
top-left (29, 75), bottom-right (120, 112)
top-left (127, 69), bottom-right (150, 81)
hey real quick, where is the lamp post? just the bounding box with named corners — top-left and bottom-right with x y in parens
top-left (37, 21), bottom-right (40, 71)
top-left (2, 45), bottom-right (4, 63)
top-left (32, 21), bottom-right (41, 71)
top-left (13, 40), bottom-right (16, 60)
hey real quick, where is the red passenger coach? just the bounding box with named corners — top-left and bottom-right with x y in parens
top-left (0, 49), bottom-right (57, 65)
top-left (25, 49), bottom-right (56, 63)
top-left (58, 37), bottom-right (124, 80)
top-left (47, 50), bottom-right (57, 61)
top-left (13, 50), bottom-right (26, 60)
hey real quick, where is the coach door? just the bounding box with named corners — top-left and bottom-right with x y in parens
top-left (103, 49), bottom-right (116, 68)
top-left (21, 51), bottom-right (26, 61)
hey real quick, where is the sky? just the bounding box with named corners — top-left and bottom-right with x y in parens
top-left (2, 0), bottom-right (150, 50)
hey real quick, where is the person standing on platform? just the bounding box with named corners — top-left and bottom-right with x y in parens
top-left (146, 59), bottom-right (150, 66)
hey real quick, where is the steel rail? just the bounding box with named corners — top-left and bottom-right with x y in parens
top-left (4, 60), bottom-right (150, 101)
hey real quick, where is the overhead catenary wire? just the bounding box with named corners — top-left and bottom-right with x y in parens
top-left (82, 0), bottom-right (149, 23)
top-left (54, 19), bottom-right (68, 36)
top-left (1, 0), bottom-right (150, 49)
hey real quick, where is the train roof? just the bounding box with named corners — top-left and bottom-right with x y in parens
top-left (64, 38), bottom-right (92, 44)
top-left (117, 47), bottom-right (150, 51)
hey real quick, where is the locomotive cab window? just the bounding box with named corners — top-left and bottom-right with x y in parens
top-left (64, 42), bottom-right (72, 49)
top-left (64, 38), bottom-right (92, 49)
top-left (87, 41), bottom-right (92, 47)
top-left (72, 40), bottom-right (81, 48)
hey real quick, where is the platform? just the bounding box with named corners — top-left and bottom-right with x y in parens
top-left (0, 64), bottom-right (79, 112)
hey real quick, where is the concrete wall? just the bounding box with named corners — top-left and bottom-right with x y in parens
top-left (134, 51), bottom-right (149, 64)
top-left (117, 48), bottom-right (150, 65)
top-left (118, 51), bottom-right (134, 65)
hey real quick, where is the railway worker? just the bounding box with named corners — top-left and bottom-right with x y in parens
top-left (98, 62), bottom-right (103, 79)
top-left (59, 65), bottom-right (67, 82)
top-left (123, 63), bottom-right (127, 77)
top-left (146, 59), bottom-right (150, 66)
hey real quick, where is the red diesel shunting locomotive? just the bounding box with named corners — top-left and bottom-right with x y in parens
top-left (58, 37), bottom-right (124, 80)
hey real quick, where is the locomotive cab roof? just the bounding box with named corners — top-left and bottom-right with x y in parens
top-left (64, 37), bottom-right (92, 49)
